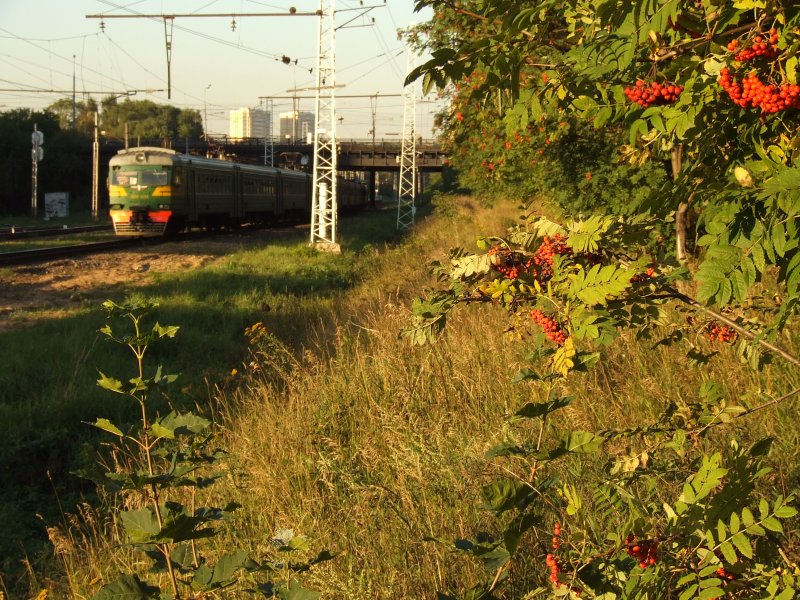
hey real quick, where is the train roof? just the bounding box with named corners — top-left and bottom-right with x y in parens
top-left (110, 147), bottom-right (178, 167)
top-left (110, 147), bottom-right (313, 178)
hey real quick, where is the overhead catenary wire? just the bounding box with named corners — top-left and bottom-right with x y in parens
top-left (0, 1), bottom-right (439, 138)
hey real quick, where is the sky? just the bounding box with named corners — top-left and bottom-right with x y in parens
top-left (0, 0), bottom-right (443, 140)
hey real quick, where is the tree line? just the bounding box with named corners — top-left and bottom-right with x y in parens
top-left (0, 97), bottom-right (203, 216)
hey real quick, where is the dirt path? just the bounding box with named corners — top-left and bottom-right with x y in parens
top-left (0, 242), bottom-right (226, 332)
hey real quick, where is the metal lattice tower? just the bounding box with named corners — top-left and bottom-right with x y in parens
top-left (397, 48), bottom-right (417, 231)
top-left (310, 0), bottom-right (339, 251)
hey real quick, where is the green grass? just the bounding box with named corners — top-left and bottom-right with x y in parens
top-left (0, 205), bottom-right (412, 588)
top-left (0, 232), bottom-right (119, 253)
top-left (3, 196), bottom-right (798, 598)
top-left (0, 210), bottom-right (111, 228)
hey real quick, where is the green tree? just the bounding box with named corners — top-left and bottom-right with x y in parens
top-left (410, 0), bottom-right (800, 332)
top-left (0, 108), bottom-right (91, 215)
top-left (100, 97), bottom-right (203, 142)
top-left (47, 97), bottom-right (99, 135)
top-left (404, 1), bottom-right (800, 597)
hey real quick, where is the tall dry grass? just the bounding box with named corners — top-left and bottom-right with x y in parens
top-left (41, 195), bottom-right (800, 598)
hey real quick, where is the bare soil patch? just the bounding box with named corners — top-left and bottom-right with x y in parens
top-left (0, 237), bottom-right (245, 332)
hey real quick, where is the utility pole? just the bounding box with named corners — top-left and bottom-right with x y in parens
top-left (263, 98), bottom-right (274, 166)
top-left (309, 0), bottom-right (339, 252)
top-left (92, 112), bottom-right (100, 221)
top-left (203, 83), bottom-right (211, 142)
top-left (71, 55), bottom-right (76, 129)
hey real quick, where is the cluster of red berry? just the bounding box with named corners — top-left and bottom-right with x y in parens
top-left (531, 309), bottom-right (568, 345)
top-left (488, 246), bottom-right (521, 279)
top-left (625, 534), bottom-right (658, 569)
top-left (623, 80), bottom-right (684, 107)
top-left (706, 321), bottom-right (738, 343)
top-left (718, 68), bottom-right (800, 113)
top-left (546, 523), bottom-right (563, 585)
top-left (532, 235), bottom-right (571, 280)
top-left (727, 29), bottom-right (780, 62)
top-left (716, 566), bottom-right (736, 581)
top-left (630, 266), bottom-right (657, 283)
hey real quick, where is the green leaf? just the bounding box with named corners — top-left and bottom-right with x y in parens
top-left (278, 579), bottom-right (321, 600)
top-left (511, 397), bottom-right (572, 421)
top-left (718, 540), bottom-right (738, 564)
top-left (699, 586), bottom-right (725, 599)
top-left (152, 322), bottom-right (180, 339)
top-left (568, 264), bottom-right (631, 306)
top-left (97, 371), bottom-right (124, 393)
top-left (729, 512), bottom-right (740, 535)
top-left (762, 516), bottom-right (784, 533)
top-left (481, 478), bottom-right (531, 514)
top-left (561, 430), bottom-right (604, 454)
top-left (92, 418), bottom-right (124, 437)
top-left (731, 532), bottom-right (753, 558)
top-left (150, 422), bottom-right (175, 440)
top-left (741, 507), bottom-right (755, 527)
top-left (191, 550), bottom-right (252, 591)
top-left (120, 508), bottom-right (161, 544)
top-left (90, 574), bottom-right (160, 599)
top-left (160, 411), bottom-right (210, 435)
top-left (479, 545), bottom-right (511, 570)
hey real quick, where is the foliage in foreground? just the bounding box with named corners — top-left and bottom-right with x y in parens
top-left (403, 5), bottom-right (800, 593)
top-left (403, 208), bottom-right (800, 598)
top-left (409, 0), bottom-right (800, 319)
top-left (79, 300), bottom-right (332, 599)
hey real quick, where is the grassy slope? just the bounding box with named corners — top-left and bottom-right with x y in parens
top-left (14, 195), bottom-right (800, 598)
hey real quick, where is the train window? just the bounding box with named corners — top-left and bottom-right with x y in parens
top-left (111, 169), bottom-right (137, 186)
top-left (141, 170), bottom-right (169, 186)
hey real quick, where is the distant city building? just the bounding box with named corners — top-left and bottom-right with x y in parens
top-left (279, 111), bottom-right (315, 142)
top-left (229, 107), bottom-right (271, 141)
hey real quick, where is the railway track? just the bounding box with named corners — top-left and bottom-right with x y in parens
top-left (0, 224), bottom-right (113, 241)
top-left (0, 220), bottom-right (312, 268)
top-left (0, 237), bottom-right (157, 267)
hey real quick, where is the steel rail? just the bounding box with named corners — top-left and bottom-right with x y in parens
top-left (0, 225), bottom-right (113, 241)
top-left (0, 238), bottom-right (154, 267)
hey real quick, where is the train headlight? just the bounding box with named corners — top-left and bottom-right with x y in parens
top-left (158, 204), bottom-right (170, 209)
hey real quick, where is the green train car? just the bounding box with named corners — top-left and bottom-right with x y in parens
top-left (108, 147), bottom-right (366, 235)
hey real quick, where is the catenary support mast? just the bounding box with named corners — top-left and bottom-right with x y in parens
top-left (309, 0), bottom-right (339, 251)
top-left (397, 47), bottom-right (417, 231)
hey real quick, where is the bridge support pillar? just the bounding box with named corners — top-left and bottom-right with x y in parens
top-left (369, 171), bottom-right (376, 208)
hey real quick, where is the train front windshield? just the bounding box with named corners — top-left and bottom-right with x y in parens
top-left (111, 166), bottom-right (170, 187)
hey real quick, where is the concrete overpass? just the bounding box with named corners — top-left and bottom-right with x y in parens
top-left (220, 138), bottom-right (446, 171)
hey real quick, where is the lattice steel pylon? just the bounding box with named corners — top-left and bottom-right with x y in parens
top-left (309, 0), bottom-right (340, 252)
top-left (397, 47), bottom-right (417, 231)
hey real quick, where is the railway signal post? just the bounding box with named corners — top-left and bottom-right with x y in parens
top-left (31, 125), bottom-right (43, 217)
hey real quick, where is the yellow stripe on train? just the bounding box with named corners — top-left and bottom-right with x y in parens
top-left (152, 186), bottom-right (173, 197)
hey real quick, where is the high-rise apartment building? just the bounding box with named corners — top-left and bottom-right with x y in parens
top-left (229, 107), bottom-right (271, 141)
top-left (279, 111), bottom-right (315, 142)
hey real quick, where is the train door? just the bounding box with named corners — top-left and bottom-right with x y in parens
top-left (233, 165), bottom-right (243, 221)
top-left (276, 171), bottom-right (285, 218)
top-left (187, 163), bottom-right (197, 222)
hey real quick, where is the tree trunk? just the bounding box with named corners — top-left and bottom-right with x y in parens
top-left (672, 145), bottom-right (688, 264)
